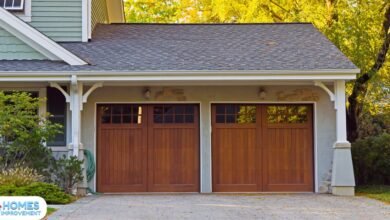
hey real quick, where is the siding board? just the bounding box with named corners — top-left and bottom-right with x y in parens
top-left (91, 0), bottom-right (109, 32)
top-left (30, 0), bottom-right (83, 42)
top-left (0, 27), bottom-right (46, 60)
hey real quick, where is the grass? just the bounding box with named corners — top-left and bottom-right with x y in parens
top-left (46, 207), bottom-right (57, 216)
top-left (356, 185), bottom-right (390, 204)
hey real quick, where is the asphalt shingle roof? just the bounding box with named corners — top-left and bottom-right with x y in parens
top-left (0, 23), bottom-right (357, 72)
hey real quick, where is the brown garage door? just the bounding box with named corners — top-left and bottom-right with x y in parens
top-left (212, 104), bottom-right (313, 192)
top-left (97, 104), bottom-right (199, 193)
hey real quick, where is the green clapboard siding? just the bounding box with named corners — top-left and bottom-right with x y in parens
top-left (0, 27), bottom-right (46, 60)
top-left (30, 0), bottom-right (83, 42)
top-left (91, 0), bottom-right (109, 32)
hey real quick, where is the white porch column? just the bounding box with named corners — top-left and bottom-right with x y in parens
top-left (69, 76), bottom-right (88, 195)
top-left (331, 80), bottom-right (355, 196)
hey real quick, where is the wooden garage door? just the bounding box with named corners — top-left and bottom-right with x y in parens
top-left (212, 104), bottom-right (313, 192)
top-left (97, 104), bottom-right (199, 193)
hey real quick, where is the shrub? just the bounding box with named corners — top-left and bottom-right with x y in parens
top-left (352, 132), bottom-right (390, 185)
top-left (50, 155), bottom-right (84, 194)
top-left (0, 166), bottom-right (43, 187)
top-left (0, 182), bottom-right (74, 204)
top-left (0, 91), bottom-right (61, 173)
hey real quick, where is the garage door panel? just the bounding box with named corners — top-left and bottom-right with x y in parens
top-left (265, 128), bottom-right (309, 185)
top-left (98, 126), bottom-right (147, 192)
top-left (148, 105), bottom-right (200, 192)
top-left (97, 104), bottom-right (199, 193)
top-left (213, 128), bottom-right (257, 186)
top-left (212, 104), bottom-right (314, 192)
top-left (212, 104), bottom-right (261, 192)
top-left (262, 105), bottom-right (314, 192)
top-left (149, 128), bottom-right (198, 186)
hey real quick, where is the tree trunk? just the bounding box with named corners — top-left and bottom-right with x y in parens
top-left (347, 5), bottom-right (390, 142)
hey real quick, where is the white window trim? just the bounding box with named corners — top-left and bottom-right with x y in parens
top-left (11, 0), bottom-right (31, 22)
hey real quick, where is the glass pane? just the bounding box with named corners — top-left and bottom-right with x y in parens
top-left (175, 106), bottom-right (185, 114)
top-left (100, 106), bottom-right (111, 115)
top-left (216, 105), bottom-right (225, 114)
top-left (185, 115), bottom-right (194, 123)
top-left (154, 106), bottom-right (163, 114)
top-left (123, 106), bottom-right (131, 114)
top-left (133, 115), bottom-right (142, 124)
top-left (123, 115), bottom-right (131, 123)
top-left (185, 106), bottom-right (194, 114)
top-left (226, 115), bottom-right (235, 123)
top-left (164, 106), bottom-right (174, 114)
top-left (5, 0), bottom-right (12, 7)
top-left (13, 0), bottom-right (21, 7)
top-left (175, 115), bottom-right (184, 123)
top-left (101, 116), bottom-right (111, 124)
top-left (164, 115), bottom-right (174, 123)
top-left (216, 115), bottom-right (225, 123)
top-left (267, 105), bottom-right (308, 124)
top-left (154, 114), bottom-right (163, 123)
top-left (112, 106), bottom-right (122, 114)
top-left (112, 116), bottom-right (121, 124)
top-left (225, 105), bottom-right (236, 114)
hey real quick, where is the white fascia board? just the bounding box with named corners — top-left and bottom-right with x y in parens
top-left (0, 71), bottom-right (357, 82)
top-left (76, 74), bottom-right (357, 82)
top-left (0, 69), bottom-right (360, 77)
top-left (0, 8), bottom-right (87, 65)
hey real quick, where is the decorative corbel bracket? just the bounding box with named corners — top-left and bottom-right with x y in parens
top-left (50, 81), bottom-right (103, 111)
top-left (82, 82), bottom-right (103, 103)
top-left (314, 81), bottom-right (336, 109)
top-left (49, 82), bottom-right (70, 103)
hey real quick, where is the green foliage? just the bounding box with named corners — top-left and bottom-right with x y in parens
top-left (356, 185), bottom-right (390, 204)
top-left (0, 166), bottom-right (43, 187)
top-left (0, 182), bottom-right (74, 204)
top-left (352, 133), bottom-right (390, 185)
top-left (0, 91), bottom-right (61, 173)
top-left (124, 0), bottom-right (390, 138)
top-left (50, 155), bottom-right (84, 194)
top-left (46, 207), bottom-right (57, 216)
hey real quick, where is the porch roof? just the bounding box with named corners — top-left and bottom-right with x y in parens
top-left (0, 23), bottom-right (358, 73)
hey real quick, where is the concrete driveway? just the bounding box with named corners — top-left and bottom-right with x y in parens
top-left (49, 194), bottom-right (389, 220)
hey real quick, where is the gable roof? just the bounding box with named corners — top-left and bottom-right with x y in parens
top-left (0, 23), bottom-right (358, 73)
top-left (0, 7), bottom-right (87, 65)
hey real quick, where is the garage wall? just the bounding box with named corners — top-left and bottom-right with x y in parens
top-left (82, 85), bottom-right (336, 193)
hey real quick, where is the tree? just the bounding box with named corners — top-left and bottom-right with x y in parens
top-left (0, 92), bottom-right (61, 172)
top-left (347, 4), bottom-right (389, 141)
top-left (124, 0), bottom-right (390, 141)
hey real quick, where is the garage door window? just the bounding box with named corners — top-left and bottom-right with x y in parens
top-left (153, 105), bottom-right (195, 123)
top-left (100, 105), bottom-right (142, 124)
top-left (215, 104), bottom-right (256, 124)
top-left (267, 105), bottom-right (308, 124)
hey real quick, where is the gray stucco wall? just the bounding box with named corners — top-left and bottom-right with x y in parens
top-left (80, 85), bottom-right (336, 193)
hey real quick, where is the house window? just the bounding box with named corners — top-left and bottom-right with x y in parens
top-left (267, 105), bottom-right (309, 124)
top-left (0, 0), bottom-right (31, 22)
top-left (153, 105), bottom-right (195, 124)
top-left (215, 104), bottom-right (256, 124)
top-left (0, 0), bottom-right (24, 11)
top-left (100, 104), bottom-right (143, 125)
top-left (47, 87), bottom-right (67, 146)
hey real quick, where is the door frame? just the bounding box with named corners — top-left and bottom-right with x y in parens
top-left (209, 101), bottom-right (318, 193)
top-left (93, 101), bottom-right (202, 193)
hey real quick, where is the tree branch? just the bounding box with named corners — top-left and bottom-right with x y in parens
top-left (347, 4), bottom-right (390, 141)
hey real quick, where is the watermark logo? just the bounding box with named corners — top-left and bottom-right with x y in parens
top-left (0, 196), bottom-right (47, 220)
